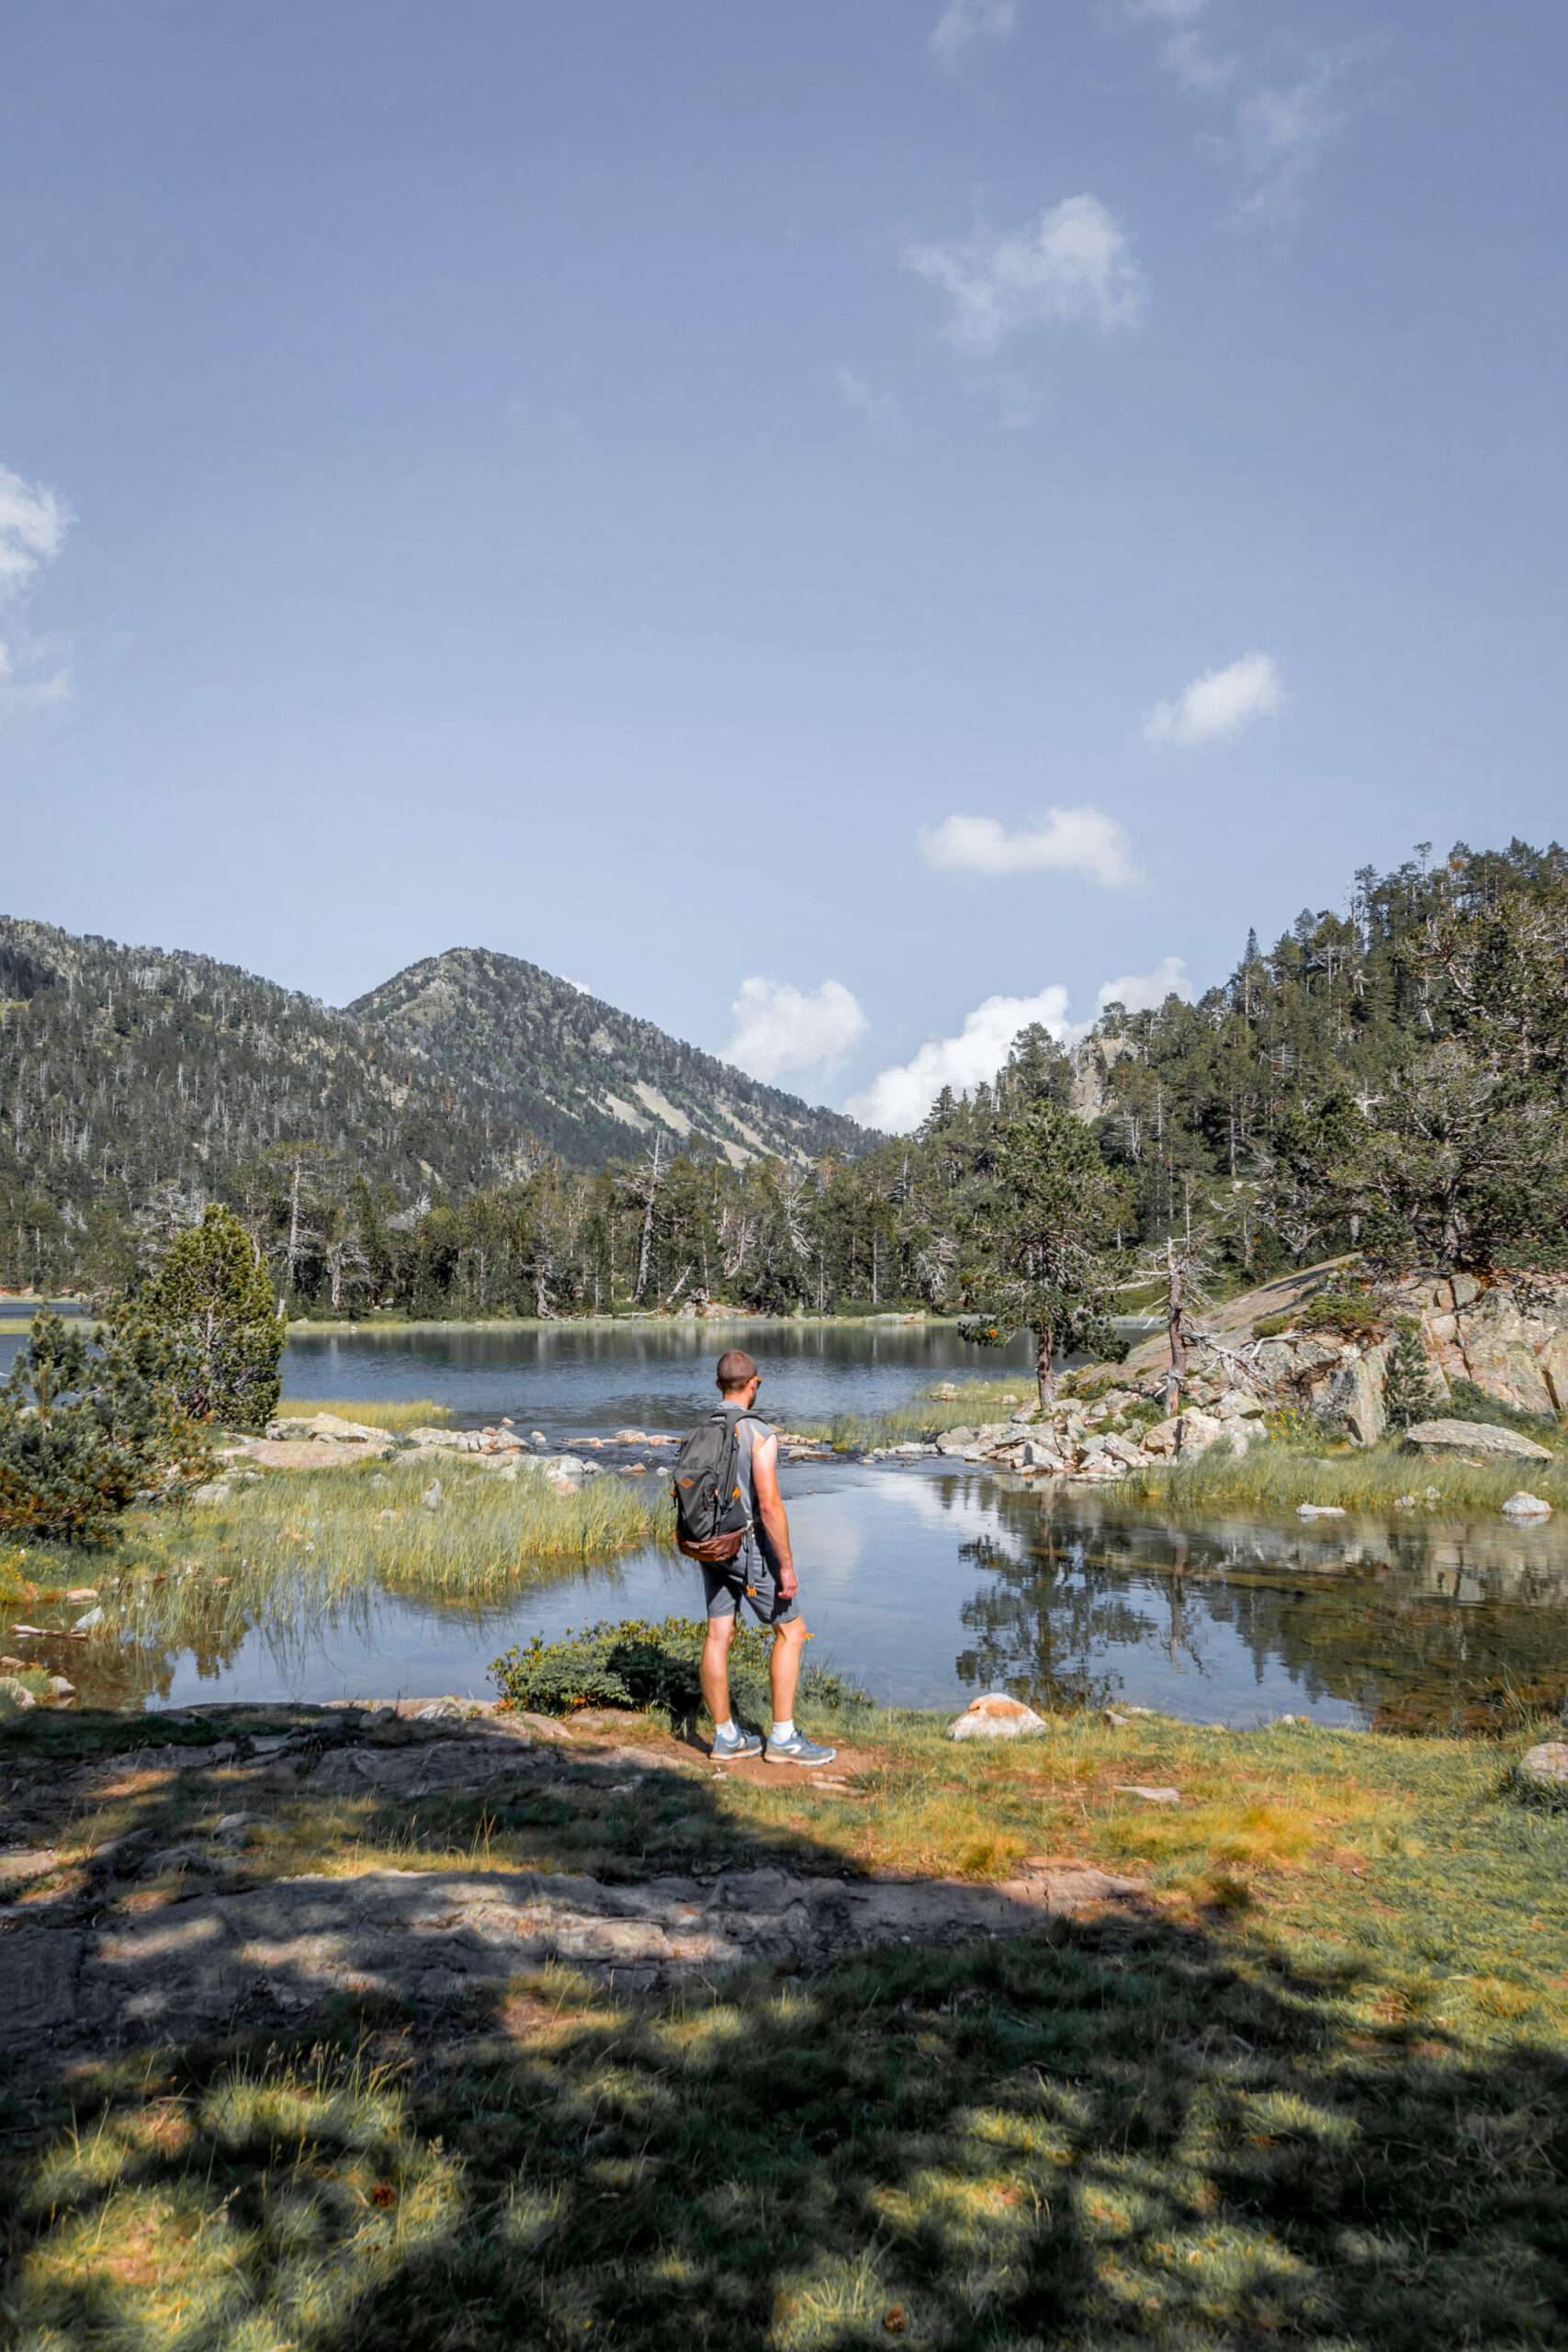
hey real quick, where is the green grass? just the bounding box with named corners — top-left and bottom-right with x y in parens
top-left (275, 1396), bottom-right (456, 1431)
top-left (1122, 1431), bottom-right (1565, 1518)
top-left (6, 1698), bottom-right (1568, 2346)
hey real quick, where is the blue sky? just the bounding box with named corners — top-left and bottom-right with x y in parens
top-left (2, 1), bottom-right (1564, 1129)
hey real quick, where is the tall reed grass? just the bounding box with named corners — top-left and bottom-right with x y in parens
top-left (274, 1396), bottom-right (454, 1431)
top-left (94, 1456), bottom-right (674, 1664)
top-left (1121, 1433), bottom-right (1565, 1518)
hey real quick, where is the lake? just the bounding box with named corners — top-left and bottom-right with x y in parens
top-left (31, 1319), bottom-right (1565, 1735)
top-left (275, 1316), bottom-right (1046, 1431)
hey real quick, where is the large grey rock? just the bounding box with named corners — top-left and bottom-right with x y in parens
top-left (1451, 1288), bottom-right (1558, 1419)
top-left (1318, 1340), bottom-right (1391, 1445)
top-left (306, 1737), bottom-right (540, 1799)
top-left (0, 1929), bottom-right (83, 2042)
top-left (1404, 1419), bottom-right (1553, 1464)
top-left (71, 1861), bottom-right (1142, 2027)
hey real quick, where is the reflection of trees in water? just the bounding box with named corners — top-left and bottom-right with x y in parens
top-left (953, 1479), bottom-right (1568, 1730)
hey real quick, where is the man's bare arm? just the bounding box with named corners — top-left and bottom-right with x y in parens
top-left (750, 1431), bottom-right (797, 1600)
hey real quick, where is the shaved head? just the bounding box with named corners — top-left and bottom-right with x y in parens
top-left (716, 1350), bottom-right (759, 1393)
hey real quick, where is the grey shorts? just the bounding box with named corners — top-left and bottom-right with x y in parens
top-left (701, 1546), bottom-right (800, 1627)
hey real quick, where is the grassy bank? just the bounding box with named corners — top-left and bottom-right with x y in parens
top-left (1122, 1432), bottom-right (1566, 1519)
top-left (275, 1396), bottom-right (455, 1432)
top-left (5, 1687), bottom-right (1568, 2346)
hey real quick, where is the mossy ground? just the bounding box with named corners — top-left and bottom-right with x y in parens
top-left (5, 1692), bottom-right (1568, 2349)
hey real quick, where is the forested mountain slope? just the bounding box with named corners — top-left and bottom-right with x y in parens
top-left (0, 919), bottom-right (872, 1294)
top-left (0, 917), bottom-right (526, 1241)
top-left (350, 946), bottom-right (868, 1168)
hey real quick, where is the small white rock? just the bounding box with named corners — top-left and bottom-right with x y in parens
top-left (951, 1693), bottom-right (1048, 1740)
top-left (1501, 1491), bottom-right (1552, 1521)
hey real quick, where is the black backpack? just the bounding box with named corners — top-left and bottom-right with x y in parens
top-left (672, 1409), bottom-right (753, 1564)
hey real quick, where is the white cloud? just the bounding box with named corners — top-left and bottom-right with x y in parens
top-left (929, 0), bottom-right (1019, 56)
top-left (1111, 6), bottom-right (1371, 221)
top-left (1143, 650), bottom-right (1282, 747)
top-left (919, 806), bottom-right (1143, 890)
top-left (1095, 956), bottom-right (1191, 1015)
top-left (0, 462), bottom-right (72, 719)
top-left (847, 986), bottom-right (1075, 1133)
top-left (1232, 46), bottom-right (1363, 225)
top-left (0, 465), bottom-right (69, 594)
top-left (902, 195), bottom-right (1145, 354)
top-left (834, 366), bottom-right (897, 426)
top-left (725, 977), bottom-right (868, 1086)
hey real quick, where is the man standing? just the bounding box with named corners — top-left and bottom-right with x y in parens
top-left (697, 1350), bottom-right (836, 1767)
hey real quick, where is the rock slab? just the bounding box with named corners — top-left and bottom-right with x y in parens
top-left (1404, 1419), bottom-right (1553, 1464)
top-left (0, 1864), bottom-right (1142, 2044)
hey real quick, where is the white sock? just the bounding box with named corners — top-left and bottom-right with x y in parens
top-left (713, 1718), bottom-right (737, 1741)
top-left (771, 1717), bottom-right (795, 1743)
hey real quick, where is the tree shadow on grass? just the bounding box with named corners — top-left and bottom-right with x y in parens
top-left (5, 1708), bottom-right (1568, 2349)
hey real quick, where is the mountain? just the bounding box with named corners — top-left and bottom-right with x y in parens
top-left (349, 946), bottom-right (869, 1168)
top-left (0, 918), bottom-right (874, 1291)
top-left (0, 917), bottom-right (528, 1222)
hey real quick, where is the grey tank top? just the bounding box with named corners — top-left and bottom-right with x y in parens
top-left (725, 1408), bottom-right (776, 1559)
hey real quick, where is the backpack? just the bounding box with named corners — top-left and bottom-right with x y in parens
top-left (672, 1408), bottom-right (753, 1564)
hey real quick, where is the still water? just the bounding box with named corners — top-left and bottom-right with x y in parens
top-left (275, 1317), bottom-right (1041, 1431)
top-left (17, 1322), bottom-right (1568, 1731)
top-left (140, 1463), bottom-right (1568, 1732)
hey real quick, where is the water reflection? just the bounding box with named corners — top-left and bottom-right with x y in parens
top-left (70, 1464), bottom-right (1568, 1731)
top-left (942, 1480), bottom-right (1568, 1732)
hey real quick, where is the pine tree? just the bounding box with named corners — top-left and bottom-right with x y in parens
top-left (0, 1306), bottom-right (208, 1543)
top-left (140, 1204), bottom-right (284, 1429)
top-left (960, 1102), bottom-right (1134, 1406)
top-left (1382, 1316), bottom-right (1438, 1430)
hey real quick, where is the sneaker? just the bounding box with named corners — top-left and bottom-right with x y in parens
top-left (711, 1726), bottom-right (762, 1759)
top-left (765, 1729), bottom-right (837, 1767)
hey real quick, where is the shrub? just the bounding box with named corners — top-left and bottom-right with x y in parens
top-left (0, 1307), bottom-right (209, 1544)
top-left (491, 1613), bottom-right (869, 1731)
top-left (1382, 1316), bottom-right (1440, 1430)
top-left (1298, 1291), bottom-right (1387, 1338)
top-left (140, 1205), bottom-right (284, 1430)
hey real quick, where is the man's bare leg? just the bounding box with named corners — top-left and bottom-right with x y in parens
top-left (769, 1617), bottom-right (807, 1724)
top-left (701, 1611), bottom-right (736, 1728)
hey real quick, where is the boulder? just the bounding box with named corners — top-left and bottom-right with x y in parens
top-left (1516, 1741), bottom-right (1568, 1789)
top-left (1021, 1440), bottom-right (1066, 1472)
top-left (951, 1693), bottom-right (1047, 1740)
top-left (934, 1428), bottom-right (976, 1455)
top-left (1142, 1408), bottom-right (1224, 1458)
top-left (1317, 1340), bottom-right (1390, 1446)
top-left (1501, 1491), bottom-right (1553, 1521)
top-left (1453, 1289), bottom-right (1557, 1418)
top-left (1404, 1419), bottom-right (1553, 1464)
